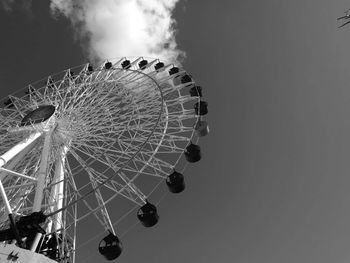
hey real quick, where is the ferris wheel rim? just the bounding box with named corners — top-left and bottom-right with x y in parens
top-left (0, 56), bottom-right (206, 263)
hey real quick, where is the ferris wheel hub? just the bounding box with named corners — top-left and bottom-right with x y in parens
top-left (7, 105), bottom-right (56, 133)
top-left (21, 105), bottom-right (56, 127)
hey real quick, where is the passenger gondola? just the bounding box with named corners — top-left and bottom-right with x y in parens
top-left (166, 170), bottom-right (185, 193)
top-left (138, 59), bottom-right (148, 70)
top-left (194, 101), bottom-right (208, 115)
top-left (98, 232), bottom-right (123, 260)
top-left (184, 142), bottom-right (201, 163)
top-left (137, 201), bottom-right (159, 227)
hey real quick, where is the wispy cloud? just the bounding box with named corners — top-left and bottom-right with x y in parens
top-left (50, 0), bottom-right (185, 64)
top-left (1, 0), bottom-right (14, 11)
top-left (1, 0), bottom-right (31, 12)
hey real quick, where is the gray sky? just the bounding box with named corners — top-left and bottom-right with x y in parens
top-left (1, 0), bottom-right (350, 262)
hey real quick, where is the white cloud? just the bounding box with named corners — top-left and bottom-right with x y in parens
top-left (50, 0), bottom-right (185, 64)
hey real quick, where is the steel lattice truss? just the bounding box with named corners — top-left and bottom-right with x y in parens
top-left (0, 57), bottom-right (201, 262)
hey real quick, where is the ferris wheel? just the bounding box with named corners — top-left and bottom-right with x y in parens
top-left (0, 57), bottom-right (209, 262)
